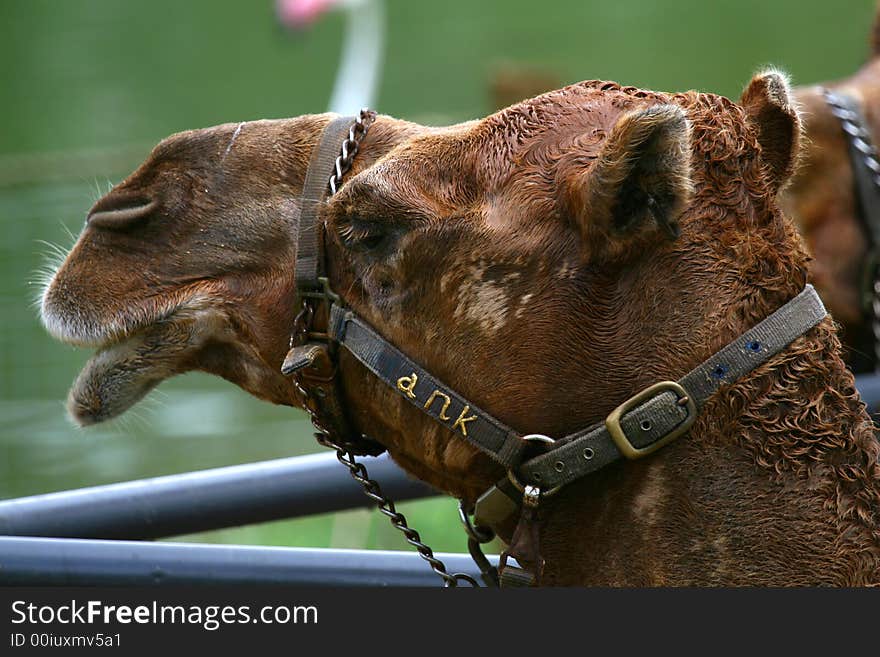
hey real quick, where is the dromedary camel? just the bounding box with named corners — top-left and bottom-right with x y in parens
top-left (41, 73), bottom-right (880, 585)
top-left (784, 6), bottom-right (880, 374)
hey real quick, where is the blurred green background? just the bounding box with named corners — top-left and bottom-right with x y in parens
top-left (0, 0), bottom-right (876, 553)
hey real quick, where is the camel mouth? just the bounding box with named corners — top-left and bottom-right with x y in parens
top-left (63, 306), bottom-right (185, 426)
top-left (67, 333), bottom-right (167, 426)
top-left (40, 284), bottom-right (186, 350)
top-left (66, 302), bottom-right (229, 426)
top-left (42, 293), bottom-right (225, 426)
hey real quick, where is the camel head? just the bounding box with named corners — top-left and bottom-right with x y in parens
top-left (40, 114), bottom-right (420, 426)
top-left (42, 73), bottom-right (805, 502)
top-left (782, 5), bottom-right (880, 371)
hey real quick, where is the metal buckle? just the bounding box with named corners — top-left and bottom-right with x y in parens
top-left (298, 276), bottom-right (342, 306)
top-left (507, 434), bottom-right (564, 497)
top-left (295, 277), bottom-right (344, 344)
top-left (457, 500), bottom-right (495, 544)
top-left (605, 381), bottom-right (696, 459)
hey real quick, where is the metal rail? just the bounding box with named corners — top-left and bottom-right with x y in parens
top-left (0, 537), bottom-right (493, 587)
top-left (0, 452), bottom-right (436, 540)
top-left (855, 373), bottom-right (880, 415)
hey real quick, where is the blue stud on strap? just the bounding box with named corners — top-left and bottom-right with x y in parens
top-left (711, 364), bottom-right (730, 380)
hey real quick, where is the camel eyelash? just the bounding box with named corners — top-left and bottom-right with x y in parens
top-left (338, 222), bottom-right (380, 241)
top-left (337, 217), bottom-right (393, 252)
top-left (336, 213), bottom-right (430, 253)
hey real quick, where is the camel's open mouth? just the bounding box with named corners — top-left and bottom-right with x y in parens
top-left (66, 330), bottom-right (170, 426)
top-left (42, 293), bottom-right (224, 426)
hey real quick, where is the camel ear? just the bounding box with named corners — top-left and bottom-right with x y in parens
top-left (566, 104), bottom-right (692, 260)
top-left (740, 70), bottom-right (802, 192)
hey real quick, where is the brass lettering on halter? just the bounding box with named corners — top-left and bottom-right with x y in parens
top-left (424, 390), bottom-right (452, 420)
top-left (395, 372), bottom-right (479, 437)
top-left (396, 373), bottom-right (418, 399)
top-left (452, 405), bottom-right (477, 437)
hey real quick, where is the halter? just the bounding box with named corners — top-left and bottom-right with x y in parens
top-left (823, 89), bottom-right (880, 373)
top-left (284, 110), bottom-right (828, 586)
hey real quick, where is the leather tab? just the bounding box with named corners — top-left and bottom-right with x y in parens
top-left (499, 563), bottom-right (536, 587)
top-left (281, 344), bottom-right (327, 376)
top-left (499, 503), bottom-right (545, 587)
top-left (474, 482), bottom-right (520, 529)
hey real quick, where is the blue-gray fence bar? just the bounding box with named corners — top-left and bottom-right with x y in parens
top-left (0, 537), bottom-right (493, 587)
top-left (0, 452), bottom-right (436, 540)
top-left (855, 373), bottom-right (880, 415)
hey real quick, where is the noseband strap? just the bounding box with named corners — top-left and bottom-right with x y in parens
top-left (295, 115), bottom-right (359, 293)
top-left (286, 113), bottom-right (385, 457)
top-left (327, 305), bottom-right (528, 468)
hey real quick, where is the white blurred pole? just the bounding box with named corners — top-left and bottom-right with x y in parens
top-left (328, 0), bottom-right (385, 114)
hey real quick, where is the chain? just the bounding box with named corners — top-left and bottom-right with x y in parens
top-left (458, 501), bottom-right (500, 586)
top-left (329, 109), bottom-right (376, 194)
top-left (291, 108), bottom-right (479, 587)
top-left (824, 89), bottom-right (880, 370)
top-left (292, 377), bottom-right (478, 587)
top-left (824, 90), bottom-right (880, 186)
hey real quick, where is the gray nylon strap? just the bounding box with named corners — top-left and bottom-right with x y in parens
top-left (295, 115), bottom-right (356, 291)
top-left (329, 305), bottom-right (527, 468)
top-left (328, 286), bottom-right (825, 485)
top-left (824, 90), bottom-right (880, 246)
top-left (680, 284), bottom-right (827, 403)
top-left (519, 285), bottom-right (827, 490)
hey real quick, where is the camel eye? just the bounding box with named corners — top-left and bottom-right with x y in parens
top-left (355, 232), bottom-right (387, 251)
top-left (339, 218), bottom-right (392, 253)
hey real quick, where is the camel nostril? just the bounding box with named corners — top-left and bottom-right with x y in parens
top-left (87, 196), bottom-right (158, 230)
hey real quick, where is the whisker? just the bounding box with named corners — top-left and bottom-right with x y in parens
top-left (122, 405), bottom-right (154, 432)
top-left (60, 221), bottom-right (79, 244)
top-left (30, 237), bottom-right (74, 312)
top-left (35, 239), bottom-right (70, 261)
top-left (90, 177), bottom-right (103, 204)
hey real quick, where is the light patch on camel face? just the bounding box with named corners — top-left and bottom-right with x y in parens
top-left (439, 269), bottom-right (456, 295)
top-left (452, 261), bottom-right (523, 335)
top-left (222, 122), bottom-right (245, 160)
top-left (514, 293), bottom-right (534, 319)
top-left (556, 259), bottom-right (577, 280)
top-left (466, 280), bottom-right (510, 333)
top-left (632, 463), bottom-right (666, 525)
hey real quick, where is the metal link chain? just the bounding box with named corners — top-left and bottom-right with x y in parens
top-left (292, 377), bottom-right (478, 587)
top-left (292, 108), bottom-right (479, 587)
top-left (824, 89), bottom-right (880, 370)
top-left (329, 109), bottom-right (375, 194)
top-left (458, 501), bottom-right (500, 586)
